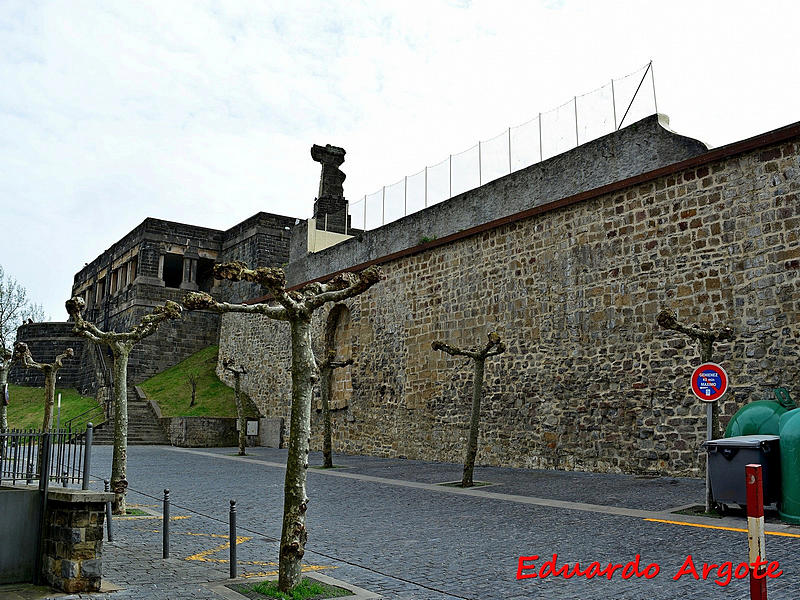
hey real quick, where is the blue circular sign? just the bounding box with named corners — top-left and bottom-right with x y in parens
top-left (690, 363), bottom-right (728, 402)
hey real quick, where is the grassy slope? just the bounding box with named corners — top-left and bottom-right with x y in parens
top-left (5, 386), bottom-right (100, 430)
top-left (139, 345), bottom-right (260, 418)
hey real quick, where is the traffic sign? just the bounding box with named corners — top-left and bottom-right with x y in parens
top-left (690, 363), bottom-right (728, 402)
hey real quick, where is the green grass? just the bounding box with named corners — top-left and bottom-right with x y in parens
top-left (125, 508), bottom-right (149, 516)
top-left (237, 577), bottom-right (352, 599)
top-left (5, 386), bottom-right (100, 430)
top-left (139, 345), bottom-right (260, 418)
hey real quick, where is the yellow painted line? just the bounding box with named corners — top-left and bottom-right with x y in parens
top-left (645, 518), bottom-right (800, 538)
top-left (133, 528), bottom-right (232, 539)
top-left (186, 536), bottom-right (252, 562)
top-left (240, 565), bottom-right (335, 579)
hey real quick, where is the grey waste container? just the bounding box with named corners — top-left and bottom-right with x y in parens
top-left (703, 435), bottom-right (781, 506)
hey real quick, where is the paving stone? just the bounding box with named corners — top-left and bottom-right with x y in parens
top-left (48, 445), bottom-right (799, 599)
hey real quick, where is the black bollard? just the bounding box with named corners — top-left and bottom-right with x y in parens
top-left (104, 479), bottom-right (114, 542)
top-left (229, 500), bottom-right (237, 579)
top-left (163, 489), bottom-right (170, 559)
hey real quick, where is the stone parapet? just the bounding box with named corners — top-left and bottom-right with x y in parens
top-left (40, 487), bottom-right (114, 593)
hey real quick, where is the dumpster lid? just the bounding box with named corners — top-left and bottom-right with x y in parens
top-left (703, 434), bottom-right (780, 448)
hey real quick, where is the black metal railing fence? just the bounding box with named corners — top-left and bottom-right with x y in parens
top-left (0, 424), bottom-right (93, 489)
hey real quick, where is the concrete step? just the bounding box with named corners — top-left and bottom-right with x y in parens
top-left (92, 393), bottom-right (170, 445)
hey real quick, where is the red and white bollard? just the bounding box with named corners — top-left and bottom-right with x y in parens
top-left (745, 464), bottom-right (767, 600)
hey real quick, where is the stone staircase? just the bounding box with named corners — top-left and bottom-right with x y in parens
top-left (93, 387), bottom-right (171, 445)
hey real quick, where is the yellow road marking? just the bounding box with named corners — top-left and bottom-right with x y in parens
top-left (186, 537), bottom-right (252, 562)
top-left (133, 528), bottom-right (230, 539)
top-left (645, 518), bottom-right (800, 538)
top-left (240, 565), bottom-right (335, 579)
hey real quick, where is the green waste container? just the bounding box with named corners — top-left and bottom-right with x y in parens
top-left (704, 435), bottom-right (781, 507)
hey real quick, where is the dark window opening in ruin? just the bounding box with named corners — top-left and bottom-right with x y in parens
top-left (197, 258), bottom-right (216, 293)
top-left (130, 256), bottom-right (137, 283)
top-left (163, 253), bottom-right (184, 288)
top-left (96, 279), bottom-right (105, 303)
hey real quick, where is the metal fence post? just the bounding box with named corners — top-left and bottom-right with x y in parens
top-left (574, 96), bottom-right (579, 146)
top-left (163, 489), bottom-right (170, 559)
top-left (611, 79), bottom-right (617, 130)
top-left (105, 479), bottom-right (114, 542)
top-left (538, 113), bottom-right (543, 162)
top-left (34, 433), bottom-right (52, 584)
top-left (424, 167), bottom-right (428, 207)
top-left (448, 155), bottom-right (452, 198)
top-left (478, 141), bottom-right (482, 185)
top-left (229, 500), bottom-right (237, 579)
top-left (403, 176), bottom-right (407, 216)
top-left (507, 127), bottom-right (512, 174)
top-left (649, 60), bottom-right (658, 114)
top-left (82, 423), bottom-right (93, 490)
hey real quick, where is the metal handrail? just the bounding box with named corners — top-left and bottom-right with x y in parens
top-left (63, 403), bottom-right (105, 433)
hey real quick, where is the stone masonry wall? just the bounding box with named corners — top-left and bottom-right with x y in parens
top-left (9, 323), bottom-right (90, 390)
top-left (40, 491), bottom-right (112, 593)
top-left (218, 136), bottom-right (800, 477)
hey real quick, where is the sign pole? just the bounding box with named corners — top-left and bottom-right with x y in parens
top-left (690, 363), bottom-right (729, 514)
top-left (705, 402), bottom-right (713, 512)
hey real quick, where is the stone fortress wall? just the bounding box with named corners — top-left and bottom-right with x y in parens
top-left (218, 117), bottom-right (800, 477)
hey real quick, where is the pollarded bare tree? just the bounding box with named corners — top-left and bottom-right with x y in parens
top-left (0, 264), bottom-right (46, 431)
top-left (657, 308), bottom-right (734, 511)
top-left (0, 346), bottom-right (11, 433)
top-left (656, 309), bottom-right (734, 440)
top-left (183, 261), bottom-right (380, 593)
top-left (432, 332), bottom-right (506, 488)
top-left (222, 357), bottom-right (248, 456)
top-left (66, 297), bottom-right (182, 513)
top-left (12, 342), bottom-right (74, 431)
top-left (316, 350), bottom-right (353, 469)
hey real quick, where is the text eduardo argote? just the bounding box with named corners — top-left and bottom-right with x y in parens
top-left (516, 554), bottom-right (782, 587)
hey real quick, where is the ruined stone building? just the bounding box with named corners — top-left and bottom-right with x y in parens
top-left (12, 116), bottom-right (800, 477)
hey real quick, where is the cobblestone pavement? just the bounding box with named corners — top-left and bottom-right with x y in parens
top-left (39, 445), bottom-right (800, 599)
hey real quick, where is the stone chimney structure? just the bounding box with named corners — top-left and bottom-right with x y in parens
top-left (311, 144), bottom-right (349, 234)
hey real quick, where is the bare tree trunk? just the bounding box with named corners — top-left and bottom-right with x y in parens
top-left (183, 262), bottom-right (380, 595)
top-left (279, 317), bottom-right (317, 592)
top-left (0, 361), bottom-right (9, 432)
top-left (321, 367), bottom-right (333, 469)
top-left (1, 361), bottom-right (9, 465)
top-left (656, 309), bottom-right (733, 513)
top-left (432, 333), bottom-right (505, 489)
top-left (66, 297), bottom-right (180, 516)
top-left (462, 357), bottom-right (485, 488)
top-left (111, 345), bottom-right (130, 514)
top-left (41, 370), bottom-right (55, 431)
top-left (234, 372), bottom-right (246, 456)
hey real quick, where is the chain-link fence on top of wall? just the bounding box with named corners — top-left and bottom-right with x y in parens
top-left (319, 62), bottom-right (657, 235)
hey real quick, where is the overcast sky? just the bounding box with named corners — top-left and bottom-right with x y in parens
top-left (2, 0), bottom-right (799, 321)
